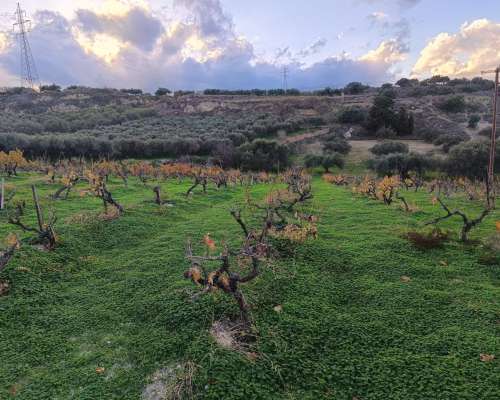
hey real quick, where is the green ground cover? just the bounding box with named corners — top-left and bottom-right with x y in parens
top-left (0, 174), bottom-right (499, 399)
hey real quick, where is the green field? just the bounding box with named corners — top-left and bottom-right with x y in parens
top-left (0, 174), bottom-right (499, 399)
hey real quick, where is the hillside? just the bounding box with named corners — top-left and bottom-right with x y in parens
top-left (0, 85), bottom-right (495, 162)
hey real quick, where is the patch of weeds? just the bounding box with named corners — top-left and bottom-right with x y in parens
top-left (405, 227), bottom-right (451, 250)
top-left (142, 362), bottom-right (196, 400)
top-left (210, 320), bottom-right (258, 360)
top-left (478, 232), bottom-right (500, 266)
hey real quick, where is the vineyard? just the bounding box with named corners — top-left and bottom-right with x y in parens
top-left (0, 154), bottom-right (498, 399)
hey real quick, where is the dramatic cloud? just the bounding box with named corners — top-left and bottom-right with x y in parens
top-left (0, 0), bottom-right (404, 90)
top-left (173, 0), bottom-right (234, 38)
top-left (412, 19), bottom-right (500, 78)
top-left (365, 11), bottom-right (411, 62)
top-left (75, 7), bottom-right (164, 51)
top-left (360, 38), bottom-right (407, 64)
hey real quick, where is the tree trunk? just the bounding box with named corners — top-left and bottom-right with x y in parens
top-left (153, 186), bottom-right (162, 205)
top-left (31, 185), bottom-right (44, 231)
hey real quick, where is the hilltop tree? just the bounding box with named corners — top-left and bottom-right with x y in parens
top-left (394, 107), bottom-right (415, 136)
top-left (366, 93), bottom-right (413, 137)
top-left (396, 78), bottom-right (419, 88)
top-left (155, 88), bottom-right (171, 96)
top-left (366, 92), bottom-right (396, 133)
top-left (344, 81), bottom-right (369, 95)
top-left (40, 84), bottom-right (61, 92)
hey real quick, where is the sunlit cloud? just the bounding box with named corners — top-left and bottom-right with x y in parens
top-left (412, 19), bottom-right (500, 78)
top-left (181, 34), bottom-right (223, 62)
top-left (73, 30), bottom-right (128, 64)
top-left (92, 0), bottom-right (149, 17)
top-left (0, 32), bottom-right (9, 53)
top-left (360, 38), bottom-right (407, 64)
top-left (0, 0), bottom-right (408, 90)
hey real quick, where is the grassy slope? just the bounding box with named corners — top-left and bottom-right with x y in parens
top-left (0, 175), bottom-right (499, 400)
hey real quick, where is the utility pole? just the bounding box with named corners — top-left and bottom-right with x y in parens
top-left (481, 67), bottom-right (499, 209)
top-left (282, 66), bottom-right (289, 94)
top-left (13, 3), bottom-right (39, 89)
top-left (1, 178), bottom-right (4, 210)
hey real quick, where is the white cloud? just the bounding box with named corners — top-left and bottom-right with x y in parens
top-left (0, 0), bottom-right (404, 90)
top-left (74, 6), bottom-right (164, 51)
top-left (297, 38), bottom-right (327, 58)
top-left (368, 11), bottom-right (388, 25)
top-left (412, 19), bottom-right (500, 78)
top-left (360, 38), bottom-right (407, 64)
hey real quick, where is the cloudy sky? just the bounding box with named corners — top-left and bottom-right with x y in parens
top-left (0, 0), bottom-right (499, 91)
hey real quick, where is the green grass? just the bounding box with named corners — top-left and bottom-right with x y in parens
top-left (0, 174), bottom-right (499, 399)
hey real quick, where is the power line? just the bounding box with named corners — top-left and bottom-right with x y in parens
top-left (13, 2), bottom-right (39, 89)
top-left (282, 66), bottom-right (289, 93)
top-left (481, 66), bottom-right (499, 209)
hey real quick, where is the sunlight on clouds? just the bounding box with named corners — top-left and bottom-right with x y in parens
top-left (412, 19), bottom-right (500, 78)
top-left (181, 35), bottom-right (223, 62)
top-left (0, 32), bottom-right (8, 53)
top-left (91, 0), bottom-right (149, 17)
top-left (73, 30), bottom-right (127, 64)
top-left (360, 39), bottom-right (406, 64)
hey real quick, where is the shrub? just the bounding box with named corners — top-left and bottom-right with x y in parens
top-left (478, 232), bottom-right (500, 265)
top-left (304, 155), bottom-right (323, 169)
top-left (396, 78), bottom-right (419, 88)
top-left (421, 129), bottom-right (444, 143)
top-left (445, 139), bottom-right (500, 179)
top-left (40, 84), bottom-right (61, 92)
top-left (437, 96), bottom-right (466, 113)
top-left (375, 126), bottom-right (397, 139)
top-left (120, 88), bottom-right (143, 95)
top-left (369, 152), bottom-right (434, 179)
top-left (321, 153), bottom-right (345, 172)
top-left (236, 139), bottom-right (289, 172)
top-left (43, 118), bottom-right (70, 133)
top-left (323, 135), bottom-right (351, 155)
top-left (433, 133), bottom-right (469, 153)
top-left (370, 141), bottom-right (409, 156)
top-left (478, 125), bottom-right (499, 138)
top-left (344, 82), bottom-right (369, 95)
top-left (468, 115), bottom-right (481, 129)
top-left (305, 153), bottom-right (344, 172)
top-left (337, 107), bottom-right (366, 124)
top-left (155, 88), bottom-right (171, 96)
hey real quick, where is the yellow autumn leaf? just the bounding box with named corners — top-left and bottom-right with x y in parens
top-left (203, 233), bottom-right (216, 251)
top-left (5, 233), bottom-right (20, 249)
top-left (480, 354), bottom-right (495, 362)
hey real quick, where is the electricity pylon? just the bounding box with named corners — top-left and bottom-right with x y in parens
top-left (13, 3), bottom-right (39, 89)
